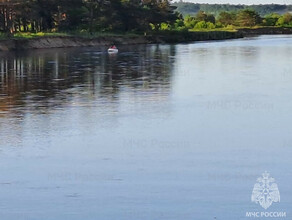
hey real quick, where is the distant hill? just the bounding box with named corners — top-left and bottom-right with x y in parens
top-left (172, 2), bottom-right (292, 16)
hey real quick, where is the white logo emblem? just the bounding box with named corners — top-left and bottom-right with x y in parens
top-left (251, 171), bottom-right (280, 209)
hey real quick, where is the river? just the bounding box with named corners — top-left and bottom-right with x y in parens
top-left (0, 35), bottom-right (292, 219)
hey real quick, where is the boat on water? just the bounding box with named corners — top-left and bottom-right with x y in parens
top-left (108, 48), bottom-right (118, 53)
top-left (108, 45), bottom-right (118, 53)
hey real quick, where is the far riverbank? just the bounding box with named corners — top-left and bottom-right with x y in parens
top-left (0, 27), bottom-right (291, 51)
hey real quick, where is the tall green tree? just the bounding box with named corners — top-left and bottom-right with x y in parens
top-left (236, 9), bottom-right (262, 27)
top-left (218, 11), bottom-right (236, 26)
top-left (262, 13), bottom-right (280, 26)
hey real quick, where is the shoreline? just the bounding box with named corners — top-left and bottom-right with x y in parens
top-left (0, 27), bottom-right (291, 51)
top-left (0, 31), bottom-right (242, 51)
top-left (236, 27), bottom-right (292, 36)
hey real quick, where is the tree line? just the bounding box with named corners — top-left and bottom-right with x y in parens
top-left (173, 2), bottom-right (292, 17)
top-left (0, 0), bottom-right (178, 34)
top-left (178, 9), bottom-right (292, 30)
top-left (0, 1), bottom-right (292, 35)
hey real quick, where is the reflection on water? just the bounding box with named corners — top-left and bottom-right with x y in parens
top-left (1, 36), bottom-right (292, 220)
top-left (0, 45), bottom-right (175, 115)
top-left (0, 45), bottom-right (176, 146)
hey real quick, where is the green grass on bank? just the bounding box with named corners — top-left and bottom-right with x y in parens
top-left (13, 32), bottom-right (69, 38)
top-left (0, 32), bottom-right (68, 39)
top-left (0, 26), bottom-right (291, 40)
top-left (188, 25), bottom-right (289, 32)
top-left (0, 30), bottom-right (238, 40)
top-left (189, 28), bottom-right (237, 32)
top-left (0, 31), bottom-right (142, 40)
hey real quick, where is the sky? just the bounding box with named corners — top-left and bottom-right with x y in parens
top-left (182, 0), bottom-right (292, 4)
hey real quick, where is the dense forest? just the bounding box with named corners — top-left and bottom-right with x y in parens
top-left (0, 0), bottom-right (178, 34)
top-left (178, 9), bottom-right (292, 30)
top-left (0, 0), bottom-right (292, 36)
top-left (173, 2), bottom-right (292, 16)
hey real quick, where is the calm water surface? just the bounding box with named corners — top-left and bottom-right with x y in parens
top-left (0, 35), bottom-right (292, 219)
